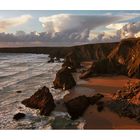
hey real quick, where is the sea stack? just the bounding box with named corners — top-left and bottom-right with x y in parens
top-left (22, 86), bottom-right (55, 116)
top-left (53, 66), bottom-right (76, 90)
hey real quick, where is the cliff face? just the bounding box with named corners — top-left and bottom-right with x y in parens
top-left (0, 43), bottom-right (116, 73)
top-left (1, 38), bottom-right (139, 78)
top-left (108, 38), bottom-right (140, 78)
top-left (0, 47), bottom-right (72, 59)
top-left (71, 42), bottom-right (117, 61)
top-left (81, 37), bottom-right (140, 78)
top-left (0, 42), bottom-right (117, 60)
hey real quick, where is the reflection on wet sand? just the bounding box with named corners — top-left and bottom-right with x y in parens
top-left (64, 75), bottom-right (140, 129)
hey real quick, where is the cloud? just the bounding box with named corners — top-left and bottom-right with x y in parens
top-left (0, 21), bottom-right (140, 46)
top-left (106, 23), bottom-right (128, 30)
top-left (135, 32), bottom-right (140, 37)
top-left (89, 21), bottom-right (140, 43)
top-left (0, 13), bottom-right (140, 46)
top-left (38, 13), bottom-right (140, 42)
top-left (0, 15), bottom-right (32, 32)
top-left (39, 14), bottom-right (138, 33)
top-left (116, 22), bottom-right (140, 39)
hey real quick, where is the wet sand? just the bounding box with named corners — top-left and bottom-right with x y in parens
top-left (64, 74), bottom-right (140, 129)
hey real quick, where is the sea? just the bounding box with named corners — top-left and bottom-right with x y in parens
top-left (0, 53), bottom-right (85, 129)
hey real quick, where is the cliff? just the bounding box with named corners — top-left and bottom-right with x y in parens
top-left (0, 42), bottom-right (117, 60)
top-left (80, 37), bottom-right (140, 78)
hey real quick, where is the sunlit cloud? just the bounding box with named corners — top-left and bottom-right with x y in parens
top-left (39, 14), bottom-right (136, 34)
top-left (0, 12), bottom-right (140, 46)
top-left (0, 15), bottom-right (32, 32)
top-left (106, 23), bottom-right (128, 30)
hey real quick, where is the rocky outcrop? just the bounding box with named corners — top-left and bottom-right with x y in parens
top-left (79, 58), bottom-right (125, 79)
top-left (80, 38), bottom-right (140, 79)
top-left (13, 113), bottom-right (25, 121)
top-left (22, 86), bottom-right (55, 116)
top-left (63, 43), bottom-right (115, 72)
top-left (47, 58), bottom-right (54, 63)
top-left (62, 51), bottom-right (81, 71)
top-left (108, 38), bottom-right (140, 78)
top-left (53, 66), bottom-right (76, 90)
top-left (108, 81), bottom-right (140, 122)
top-left (65, 95), bottom-right (89, 120)
top-left (64, 93), bottom-right (104, 119)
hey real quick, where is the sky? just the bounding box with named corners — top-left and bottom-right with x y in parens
top-left (0, 10), bottom-right (140, 47)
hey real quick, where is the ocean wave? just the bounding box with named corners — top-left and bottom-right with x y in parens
top-left (0, 53), bottom-right (85, 129)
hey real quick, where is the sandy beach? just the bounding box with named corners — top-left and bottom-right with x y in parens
top-left (64, 73), bottom-right (140, 129)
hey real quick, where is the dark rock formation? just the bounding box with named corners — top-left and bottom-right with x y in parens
top-left (79, 62), bottom-right (95, 79)
top-left (79, 59), bottom-right (125, 79)
top-left (53, 66), bottom-right (76, 90)
top-left (108, 37), bottom-right (140, 78)
top-left (47, 58), bottom-right (54, 63)
top-left (0, 42), bottom-right (116, 60)
top-left (108, 81), bottom-right (140, 122)
top-left (87, 93), bottom-right (104, 105)
top-left (16, 90), bottom-right (22, 93)
top-left (64, 93), bottom-right (104, 119)
top-left (62, 51), bottom-right (81, 71)
top-left (65, 95), bottom-right (89, 120)
top-left (13, 113), bottom-right (25, 121)
top-left (22, 86), bottom-right (55, 116)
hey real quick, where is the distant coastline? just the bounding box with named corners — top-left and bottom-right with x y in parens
top-left (0, 42), bottom-right (118, 59)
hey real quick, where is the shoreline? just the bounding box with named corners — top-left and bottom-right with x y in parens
top-left (64, 74), bottom-right (140, 129)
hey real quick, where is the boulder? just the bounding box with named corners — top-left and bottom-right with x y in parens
top-left (22, 86), bottom-right (55, 116)
top-left (48, 58), bottom-right (54, 63)
top-left (53, 66), bottom-right (76, 90)
top-left (13, 113), bottom-right (25, 121)
top-left (64, 93), bottom-right (104, 119)
top-left (16, 90), bottom-right (22, 93)
top-left (64, 95), bottom-right (89, 120)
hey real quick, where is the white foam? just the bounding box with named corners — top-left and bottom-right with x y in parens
top-left (0, 53), bottom-right (85, 129)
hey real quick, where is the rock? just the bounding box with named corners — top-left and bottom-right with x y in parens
top-left (53, 66), bottom-right (76, 90)
top-left (62, 51), bottom-right (81, 71)
top-left (79, 38), bottom-right (140, 78)
top-left (48, 58), bottom-right (54, 63)
top-left (64, 96), bottom-right (89, 120)
top-left (79, 62), bottom-right (95, 79)
top-left (13, 113), bottom-right (25, 121)
top-left (108, 81), bottom-right (140, 122)
top-left (22, 86), bottom-right (55, 116)
top-left (64, 94), bottom-right (104, 119)
top-left (16, 90), bottom-right (22, 93)
top-left (87, 93), bottom-right (104, 105)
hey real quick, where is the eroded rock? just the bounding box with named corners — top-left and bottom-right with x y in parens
top-left (53, 66), bottom-right (76, 90)
top-left (22, 86), bottom-right (55, 116)
top-left (64, 93), bottom-right (104, 119)
top-left (64, 95), bottom-right (89, 120)
top-left (108, 81), bottom-right (140, 122)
